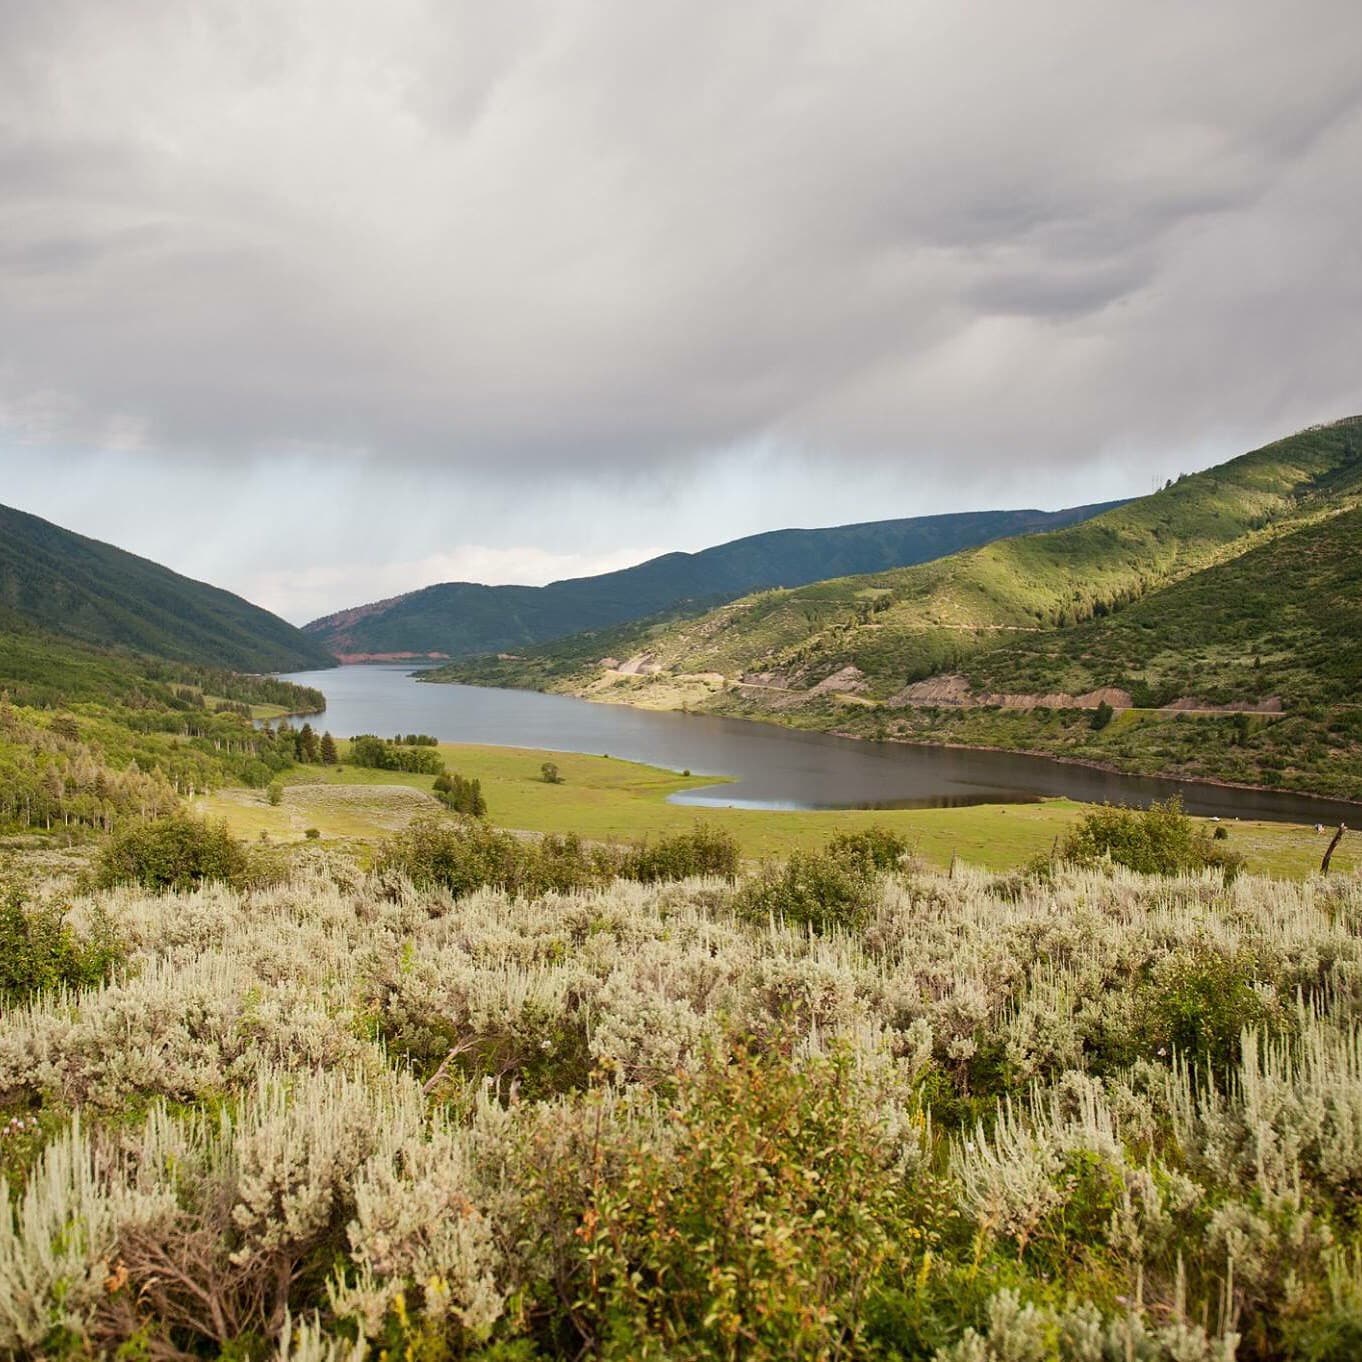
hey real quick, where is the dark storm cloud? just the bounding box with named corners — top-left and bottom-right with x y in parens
top-left (0, 0), bottom-right (1360, 497)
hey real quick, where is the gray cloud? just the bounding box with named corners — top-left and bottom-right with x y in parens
top-left (0, 1), bottom-right (1360, 618)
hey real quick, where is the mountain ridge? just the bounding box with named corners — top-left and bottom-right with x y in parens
top-left (0, 502), bottom-right (336, 672)
top-left (304, 501), bottom-right (1126, 661)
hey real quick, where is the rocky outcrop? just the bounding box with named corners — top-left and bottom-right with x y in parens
top-left (613, 653), bottom-right (662, 675)
top-left (808, 665), bottom-right (868, 697)
top-left (890, 674), bottom-right (973, 706)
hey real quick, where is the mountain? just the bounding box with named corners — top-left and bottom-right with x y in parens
top-left (0, 502), bottom-right (336, 672)
top-left (429, 418), bottom-right (1362, 800)
top-left (303, 502), bottom-right (1125, 661)
top-left (963, 500), bottom-right (1362, 713)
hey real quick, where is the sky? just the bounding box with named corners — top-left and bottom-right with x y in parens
top-left (2, 1), bottom-right (1360, 625)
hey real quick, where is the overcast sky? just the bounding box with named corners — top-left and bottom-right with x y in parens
top-left (2, 2), bottom-right (1360, 624)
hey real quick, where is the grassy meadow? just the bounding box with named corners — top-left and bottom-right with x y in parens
top-left (193, 739), bottom-right (1359, 879)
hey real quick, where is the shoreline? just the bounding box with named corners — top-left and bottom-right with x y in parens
top-left (431, 673), bottom-right (1362, 820)
top-left (831, 727), bottom-right (1362, 817)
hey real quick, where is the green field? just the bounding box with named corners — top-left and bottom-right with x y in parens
top-left (196, 740), bottom-right (1359, 879)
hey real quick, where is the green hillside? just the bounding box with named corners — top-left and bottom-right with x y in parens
top-left (442, 419), bottom-right (1361, 697)
top-left (738, 501), bottom-right (1362, 801)
top-left (965, 503), bottom-right (1362, 710)
top-left (0, 622), bottom-right (328, 833)
top-left (0, 502), bottom-right (336, 672)
top-left (304, 502), bottom-right (1121, 660)
top-left (431, 418), bottom-right (1362, 800)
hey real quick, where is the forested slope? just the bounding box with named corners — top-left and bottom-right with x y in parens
top-left (964, 502), bottom-right (1362, 710)
top-left (0, 520), bottom-right (333, 833)
top-left (0, 624), bottom-right (328, 833)
top-left (0, 503), bottom-right (335, 671)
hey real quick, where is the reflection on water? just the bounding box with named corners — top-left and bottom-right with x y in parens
top-left (277, 665), bottom-right (1359, 825)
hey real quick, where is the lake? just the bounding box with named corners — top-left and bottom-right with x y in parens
top-left (278, 664), bottom-right (1358, 824)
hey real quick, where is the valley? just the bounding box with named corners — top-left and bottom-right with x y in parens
top-left (8, 16), bottom-right (1362, 1354)
top-left (2, 416), bottom-right (1361, 1362)
top-left (429, 419), bottom-right (1362, 803)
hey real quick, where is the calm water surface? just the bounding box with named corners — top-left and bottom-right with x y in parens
top-left (279, 665), bottom-right (1359, 824)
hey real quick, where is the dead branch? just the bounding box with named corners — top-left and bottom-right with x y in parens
top-left (1322, 823), bottom-right (1348, 875)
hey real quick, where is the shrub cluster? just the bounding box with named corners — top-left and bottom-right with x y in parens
top-left (375, 818), bottom-right (614, 898)
top-left (1054, 797), bottom-right (1245, 878)
top-left (90, 813), bottom-right (248, 892)
top-left (513, 1042), bottom-right (910, 1360)
top-left (377, 816), bottom-right (739, 897)
top-left (734, 827), bottom-right (907, 932)
top-left (0, 891), bottom-right (123, 1003)
top-left (8, 835), bottom-right (1362, 1357)
top-left (617, 822), bottom-right (739, 883)
top-left (432, 771), bottom-right (487, 817)
top-left (347, 735), bottom-right (445, 775)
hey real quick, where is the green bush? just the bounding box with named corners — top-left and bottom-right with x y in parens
top-left (619, 823), bottom-right (739, 883)
top-left (736, 847), bottom-right (879, 933)
top-left (516, 1042), bottom-right (908, 1361)
top-left (733, 829), bottom-right (907, 932)
top-left (1055, 798), bottom-right (1244, 879)
top-left (1138, 945), bottom-right (1285, 1077)
top-left (92, 814), bottom-right (249, 892)
top-left (376, 817), bottom-right (615, 899)
top-left (0, 891), bottom-right (123, 1002)
top-left (380, 818), bottom-right (740, 898)
top-left (825, 825), bottom-right (911, 872)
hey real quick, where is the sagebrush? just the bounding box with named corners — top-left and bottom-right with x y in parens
top-left (3, 847), bottom-right (1362, 1358)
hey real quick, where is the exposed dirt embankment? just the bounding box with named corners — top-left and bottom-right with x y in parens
top-left (739, 669), bottom-right (794, 689)
top-left (807, 665), bottom-right (868, 697)
top-left (611, 652), bottom-right (663, 676)
top-left (333, 651), bottom-right (451, 664)
top-left (303, 594), bottom-right (412, 650)
top-left (886, 674), bottom-right (1283, 714)
top-left (890, 674), bottom-right (1134, 711)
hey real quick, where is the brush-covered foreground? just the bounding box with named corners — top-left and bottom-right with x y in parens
top-left (4, 836), bottom-right (1362, 1360)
